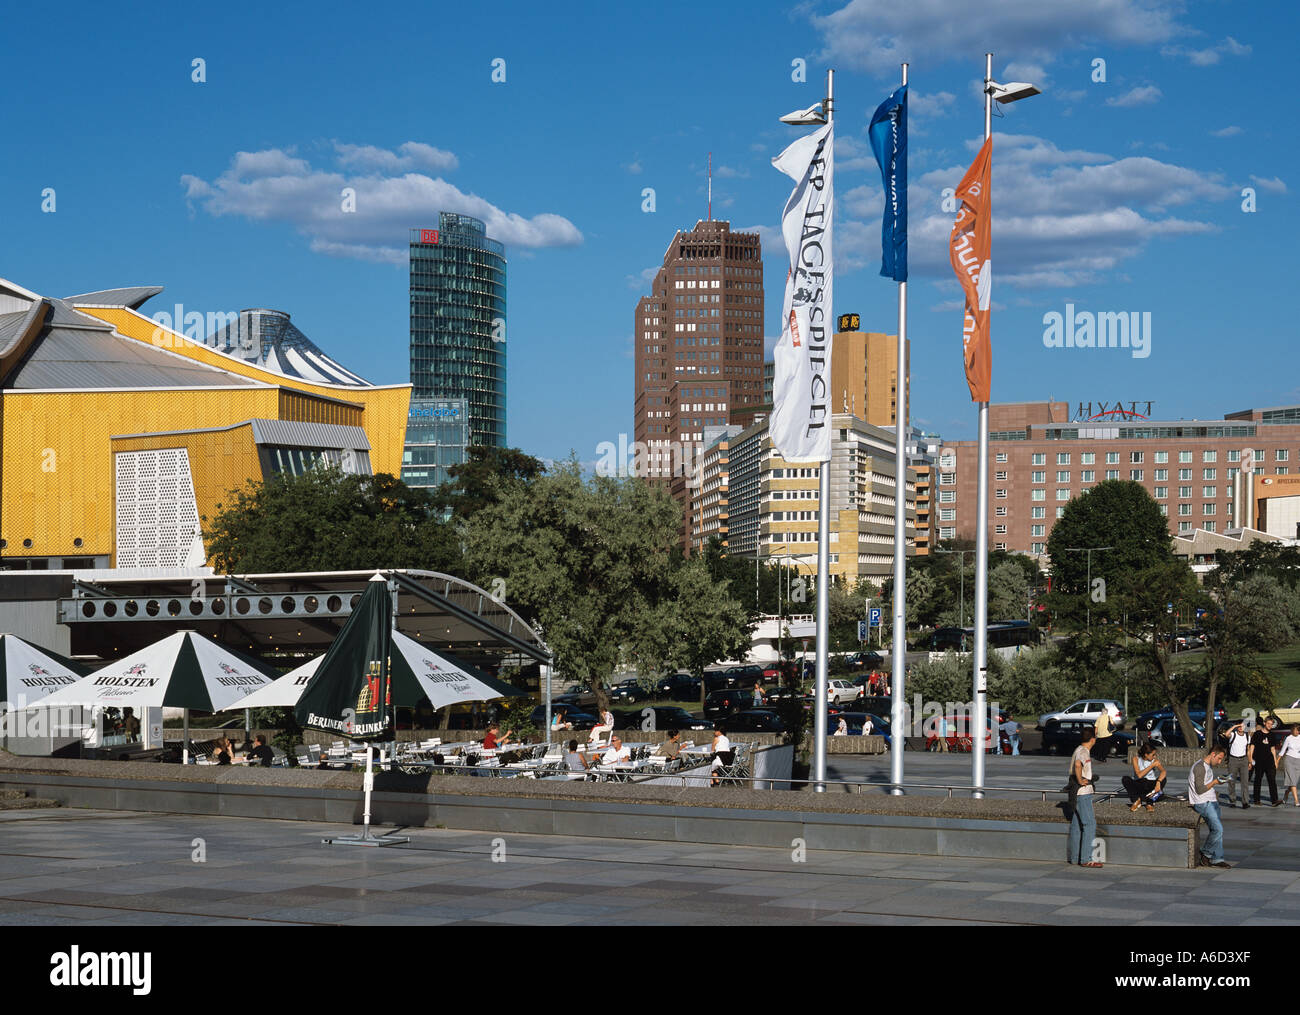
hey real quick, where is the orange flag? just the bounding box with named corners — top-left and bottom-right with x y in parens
top-left (949, 138), bottom-right (992, 402)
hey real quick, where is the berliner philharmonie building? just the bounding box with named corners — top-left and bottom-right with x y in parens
top-left (0, 277), bottom-right (410, 572)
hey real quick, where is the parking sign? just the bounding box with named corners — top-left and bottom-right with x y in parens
top-left (857, 621), bottom-right (868, 641)
top-left (869, 608), bottom-right (882, 627)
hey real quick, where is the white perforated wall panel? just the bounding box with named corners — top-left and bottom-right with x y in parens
top-left (115, 448), bottom-right (202, 568)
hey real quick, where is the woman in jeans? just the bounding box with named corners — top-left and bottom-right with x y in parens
top-left (1123, 742), bottom-right (1167, 812)
top-left (1068, 729), bottom-right (1102, 867)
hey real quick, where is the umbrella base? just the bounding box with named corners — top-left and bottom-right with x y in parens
top-left (322, 829), bottom-right (410, 848)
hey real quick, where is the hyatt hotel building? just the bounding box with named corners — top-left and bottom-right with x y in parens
top-left (940, 401), bottom-right (1300, 557)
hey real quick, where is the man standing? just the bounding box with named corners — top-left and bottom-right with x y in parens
top-left (752, 681), bottom-right (765, 708)
top-left (1224, 718), bottom-right (1251, 808)
top-left (1251, 716), bottom-right (1280, 807)
top-left (1000, 714), bottom-right (1022, 757)
top-left (1189, 745), bottom-right (1231, 868)
top-left (1067, 729), bottom-right (1102, 867)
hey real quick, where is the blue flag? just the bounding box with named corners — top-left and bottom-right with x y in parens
top-left (868, 85), bottom-right (908, 282)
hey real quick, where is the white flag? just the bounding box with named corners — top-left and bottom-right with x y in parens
top-left (771, 121), bottom-right (833, 464)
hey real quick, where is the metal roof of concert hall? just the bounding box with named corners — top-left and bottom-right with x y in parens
top-left (5, 569), bottom-right (549, 669)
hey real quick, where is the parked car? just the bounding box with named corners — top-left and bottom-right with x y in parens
top-left (847, 651), bottom-right (884, 670)
top-left (821, 679), bottom-right (858, 705)
top-left (614, 706), bottom-right (714, 732)
top-left (720, 709), bottom-right (787, 734)
top-left (656, 672), bottom-right (701, 700)
top-left (725, 664), bottom-right (765, 687)
top-left (1041, 717), bottom-right (1134, 756)
top-left (552, 682), bottom-right (608, 708)
top-left (800, 695), bottom-right (846, 716)
top-left (1145, 717), bottom-right (1205, 749)
top-left (1038, 699), bottom-right (1125, 730)
top-left (754, 683), bottom-right (797, 705)
top-left (761, 661), bottom-right (799, 685)
top-left (704, 689), bottom-right (759, 720)
top-left (610, 678), bottom-right (649, 704)
top-left (1135, 706), bottom-right (1226, 732)
top-left (530, 704), bottom-right (599, 730)
top-left (831, 711), bottom-right (892, 747)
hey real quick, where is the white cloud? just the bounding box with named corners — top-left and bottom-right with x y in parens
top-left (1249, 175), bottom-right (1287, 194)
top-left (810, 0), bottom-right (1187, 76)
top-left (836, 135), bottom-right (876, 172)
top-left (181, 144), bottom-right (582, 262)
top-left (1210, 126), bottom-right (1243, 138)
top-left (333, 141), bottom-right (458, 172)
top-left (625, 160), bottom-right (644, 175)
top-left (833, 132), bottom-right (1228, 287)
top-left (1106, 85), bottom-right (1162, 107)
top-left (714, 165), bottom-right (749, 179)
top-left (626, 266), bottom-right (660, 290)
top-left (909, 90), bottom-right (956, 119)
top-left (1162, 36), bottom-right (1252, 66)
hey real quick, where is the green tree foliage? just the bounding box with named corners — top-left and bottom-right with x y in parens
top-left (433, 446), bottom-right (546, 520)
top-left (459, 461), bottom-right (751, 715)
top-left (1045, 480), bottom-right (1172, 628)
top-left (654, 559), bottom-right (754, 709)
top-left (204, 467), bottom-right (459, 574)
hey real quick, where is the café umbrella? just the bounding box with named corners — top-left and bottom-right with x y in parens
top-left (226, 655), bottom-right (322, 710)
top-left (38, 630), bottom-right (278, 763)
top-left (0, 633), bottom-right (87, 710)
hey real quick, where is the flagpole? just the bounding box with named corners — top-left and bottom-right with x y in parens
top-left (972, 52), bottom-right (993, 799)
top-left (890, 61), bottom-right (908, 796)
top-left (812, 67), bottom-right (834, 793)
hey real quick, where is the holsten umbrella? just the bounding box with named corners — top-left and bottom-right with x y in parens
top-left (0, 633), bottom-right (86, 710)
top-left (39, 630), bottom-right (277, 762)
top-left (226, 655), bottom-right (322, 710)
top-left (0, 634), bottom-right (87, 740)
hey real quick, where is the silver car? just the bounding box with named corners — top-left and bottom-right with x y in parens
top-left (1038, 698), bottom-right (1124, 730)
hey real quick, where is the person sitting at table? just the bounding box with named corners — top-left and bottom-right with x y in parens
top-left (564, 739), bottom-right (590, 772)
top-left (833, 718), bottom-right (848, 737)
top-left (551, 711), bottom-right (572, 732)
top-left (600, 736), bottom-right (632, 765)
top-left (482, 724), bottom-right (512, 750)
top-left (589, 707), bottom-right (615, 745)
top-left (655, 730), bottom-right (684, 761)
top-left (709, 727), bottom-right (733, 787)
top-left (212, 738), bottom-right (233, 765)
top-left (247, 734), bottom-right (275, 768)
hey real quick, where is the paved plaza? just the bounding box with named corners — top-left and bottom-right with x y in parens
top-left (1, 753), bottom-right (1297, 926)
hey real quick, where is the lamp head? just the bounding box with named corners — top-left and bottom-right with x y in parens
top-left (987, 80), bottom-right (1042, 104)
top-left (780, 102), bottom-right (827, 125)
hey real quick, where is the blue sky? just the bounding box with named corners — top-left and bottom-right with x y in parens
top-left (3, 0), bottom-right (1296, 461)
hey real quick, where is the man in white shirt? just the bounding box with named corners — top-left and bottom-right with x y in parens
top-left (1224, 719), bottom-right (1251, 808)
top-left (709, 728), bottom-right (733, 786)
top-left (600, 736), bottom-right (632, 765)
top-left (1067, 729), bottom-right (1102, 867)
top-left (1189, 745), bottom-right (1230, 868)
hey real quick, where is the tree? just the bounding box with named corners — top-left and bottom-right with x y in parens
top-left (655, 560), bottom-right (754, 709)
top-left (204, 467), bottom-right (460, 574)
top-left (433, 446), bottom-right (546, 520)
top-left (1199, 572), bottom-right (1298, 741)
top-left (1046, 480), bottom-right (1173, 629)
top-left (460, 461), bottom-right (750, 716)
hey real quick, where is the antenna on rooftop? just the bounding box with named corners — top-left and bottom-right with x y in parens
top-left (707, 152), bottom-right (712, 222)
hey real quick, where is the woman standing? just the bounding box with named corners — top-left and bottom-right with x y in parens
top-left (1278, 723), bottom-right (1300, 807)
top-left (1067, 729), bottom-right (1102, 867)
top-left (1123, 742), bottom-right (1167, 812)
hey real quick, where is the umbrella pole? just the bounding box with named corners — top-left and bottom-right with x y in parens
top-left (362, 744), bottom-right (373, 837)
top-left (323, 743), bottom-right (408, 847)
top-left (183, 709), bottom-right (189, 765)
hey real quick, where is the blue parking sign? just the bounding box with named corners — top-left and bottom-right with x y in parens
top-left (869, 608), bottom-right (882, 627)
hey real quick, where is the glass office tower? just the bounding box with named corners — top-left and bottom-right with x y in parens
top-left (401, 398), bottom-right (470, 491)
top-left (409, 214), bottom-right (506, 449)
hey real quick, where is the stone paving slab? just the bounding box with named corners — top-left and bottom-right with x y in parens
top-left (0, 810), bottom-right (1294, 926)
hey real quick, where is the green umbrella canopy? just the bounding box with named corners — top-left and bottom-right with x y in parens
top-left (0, 633), bottom-right (87, 709)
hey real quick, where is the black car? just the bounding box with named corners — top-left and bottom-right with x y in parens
top-left (1041, 717), bottom-right (1134, 756)
top-left (614, 705), bottom-right (714, 733)
top-left (704, 689), bottom-right (757, 720)
top-left (1135, 706), bottom-right (1226, 731)
top-left (530, 704), bottom-right (599, 730)
top-left (726, 664), bottom-right (765, 686)
top-left (656, 672), bottom-right (702, 700)
top-left (848, 651), bottom-right (884, 670)
top-left (610, 678), bottom-right (650, 704)
top-left (721, 709), bottom-right (787, 734)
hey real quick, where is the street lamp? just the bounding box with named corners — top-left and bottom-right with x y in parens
top-left (934, 547), bottom-right (974, 630)
top-left (1065, 546), bottom-right (1112, 629)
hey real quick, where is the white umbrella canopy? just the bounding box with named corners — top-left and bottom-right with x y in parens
top-left (225, 655), bottom-right (321, 710)
top-left (39, 631), bottom-right (277, 712)
top-left (0, 633), bottom-right (87, 710)
top-left (390, 630), bottom-right (528, 708)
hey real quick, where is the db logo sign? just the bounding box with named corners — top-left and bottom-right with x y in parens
top-left (420, 229), bottom-right (440, 244)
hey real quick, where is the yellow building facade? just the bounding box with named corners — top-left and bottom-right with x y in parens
top-left (0, 280), bottom-right (410, 568)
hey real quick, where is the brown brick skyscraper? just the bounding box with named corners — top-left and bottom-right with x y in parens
top-left (633, 220), bottom-right (764, 543)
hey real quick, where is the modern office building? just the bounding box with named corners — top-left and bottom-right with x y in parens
top-left (410, 214), bottom-right (506, 449)
top-left (690, 425), bottom-right (743, 555)
top-left (829, 314), bottom-right (908, 426)
top-left (401, 398), bottom-right (470, 491)
top-left (633, 219), bottom-right (763, 482)
top-left (703, 413), bottom-right (916, 584)
top-left (0, 277), bottom-right (409, 570)
top-left (940, 399), bottom-right (1300, 557)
